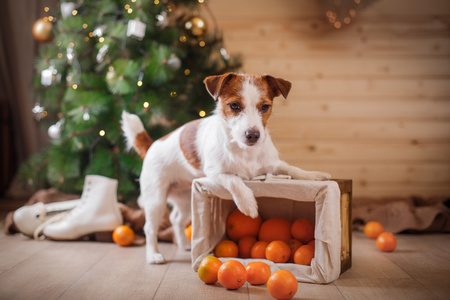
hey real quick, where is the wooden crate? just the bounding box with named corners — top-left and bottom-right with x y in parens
top-left (333, 179), bottom-right (353, 274)
top-left (191, 176), bottom-right (352, 283)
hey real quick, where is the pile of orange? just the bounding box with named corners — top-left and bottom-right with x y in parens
top-left (363, 221), bottom-right (397, 252)
top-left (214, 209), bottom-right (316, 266)
top-left (198, 256), bottom-right (298, 299)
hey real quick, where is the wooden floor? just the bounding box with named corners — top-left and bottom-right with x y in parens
top-left (1, 204), bottom-right (449, 299)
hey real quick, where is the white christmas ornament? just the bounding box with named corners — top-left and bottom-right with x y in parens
top-left (83, 111), bottom-right (90, 121)
top-left (96, 45), bottom-right (109, 63)
top-left (167, 53), bottom-right (181, 70)
top-left (156, 11), bottom-right (169, 28)
top-left (93, 26), bottom-right (106, 37)
top-left (127, 19), bottom-right (146, 40)
top-left (41, 65), bottom-right (57, 86)
top-left (67, 44), bottom-right (75, 64)
top-left (61, 2), bottom-right (77, 18)
top-left (48, 120), bottom-right (64, 139)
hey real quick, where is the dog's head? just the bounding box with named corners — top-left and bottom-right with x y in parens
top-left (204, 73), bottom-right (291, 149)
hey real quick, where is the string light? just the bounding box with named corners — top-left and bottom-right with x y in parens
top-left (72, 84), bottom-right (78, 89)
top-left (57, 53), bottom-right (63, 58)
top-left (72, 10), bottom-right (78, 16)
top-left (99, 37), bottom-right (105, 43)
top-left (83, 23), bottom-right (88, 29)
top-left (199, 41), bottom-right (205, 47)
top-left (170, 91), bottom-right (177, 98)
top-left (137, 80), bottom-right (143, 86)
top-left (143, 102), bottom-right (149, 108)
top-left (44, 7), bottom-right (49, 12)
top-left (125, 4), bottom-right (130, 9)
top-left (199, 110), bottom-right (206, 117)
top-left (99, 130), bottom-right (106, 136)
top-left (154, 0), bottom-right (160, 4)
top-left (198, 0), bottom-right (204, 3)
top-left (184, 69), bottom-right (190, 76)
top-left (127, 8), bottom-right (133, 13)
top-left (180, 36), bottom-right (187, 43)
top-left (48, 16), bottom-right (54, 21)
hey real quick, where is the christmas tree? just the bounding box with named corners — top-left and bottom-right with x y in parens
top-left (19, 0), bottom-right (241, 200)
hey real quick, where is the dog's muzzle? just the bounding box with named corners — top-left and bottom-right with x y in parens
top-left (245, 129), bottom-right (260, 145)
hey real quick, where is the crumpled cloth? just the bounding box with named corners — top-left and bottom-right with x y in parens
top-left (352, 196), bottom-right (450, 233)
top-left (4, 188), bottom-right (174, 243)
top-left (190, 175), bottom-right (342, 284)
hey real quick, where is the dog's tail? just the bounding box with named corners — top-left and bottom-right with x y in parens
top-left (121, 111), bottom-right (153, 159)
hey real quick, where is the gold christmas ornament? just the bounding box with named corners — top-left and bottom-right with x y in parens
top-left (32, 18), bottom-right (54, 43)
top-left (183, 16), bottom-right (207, 38)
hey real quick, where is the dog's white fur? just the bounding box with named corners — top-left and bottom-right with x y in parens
top-left (121, 73), bottom-right (330, 264)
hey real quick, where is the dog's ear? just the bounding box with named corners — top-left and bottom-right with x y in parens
top-left (262, 75), bottom-right (292, 99)
top-left (203, 73), bottom-right (236, 101)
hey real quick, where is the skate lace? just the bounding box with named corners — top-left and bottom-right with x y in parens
top-left (33, 212), bottom-right (69, 240)
top-left (33, 198), bottom-right (85, 240)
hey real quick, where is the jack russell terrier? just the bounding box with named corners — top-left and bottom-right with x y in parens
top-left (121, 73), bottom-right (331, 264)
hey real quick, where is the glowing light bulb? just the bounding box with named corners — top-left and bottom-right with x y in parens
top-left (137, 80), bottom-right (143, 86)
top-left (99, 130), bottom-right (105, 136)
top-left (143, 102), bottom-right (149, 108)
top-left (199, 110), bottom-right (206, 117)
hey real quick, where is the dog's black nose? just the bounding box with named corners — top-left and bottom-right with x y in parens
top-left (245, 130), bottom-right (260, 144)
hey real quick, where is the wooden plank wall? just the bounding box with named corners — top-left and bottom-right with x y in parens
top-left (208, 0), bottom-right (450, 198)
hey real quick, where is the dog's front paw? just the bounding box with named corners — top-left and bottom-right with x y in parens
top-left (234, 188), bottom-right (259, 219)
top-left (309, 171), bottom-right (331, 181)
top-left (146, 252), bottom-right (166, 264)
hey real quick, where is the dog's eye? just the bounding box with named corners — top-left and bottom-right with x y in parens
top-left (261, 104), bottom-right (271, 113)
top-left (229, 103), bottom-right (241, 111)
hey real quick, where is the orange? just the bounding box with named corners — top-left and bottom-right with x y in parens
top-left (112, 225), bottom-right (135, 247)
top-left (364, 221), bottom-right (384, 239)
top-left (215, 240), bottom-right (239, 258)
top-left (267, 270), bottom-right (298, 300)
top-left (291, 218), bottom-right (315, 244)
top-left (217, 260), bottom-right (247, 290)
top-left (376, 232), bottom-right (397, 252)
top-left (226, 208), bottom-right (262, 242)
top-left (238, 236), bottom-right (257, 258)
top-left (293, 245), bottom-right (314, 266)
top-left (258, 218), bottom-right (292, 243)
top-left (288, 239), bottom-right (303, 262)
top-left (185, 224), bottom-right (192, 241)
top-left (250, 240), bottom-right (269, 259)
top-left (245, 261), bottom-right (271, 285)
top-left (198, 256), bottom-right (223, 284)
top-left (265, 240), bottom-right (291, 263)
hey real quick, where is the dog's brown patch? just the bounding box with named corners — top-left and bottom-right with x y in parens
top-left (179, 119), bottom-right (202, 169)
top-left (134, 131), bottom-right (153, 159)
